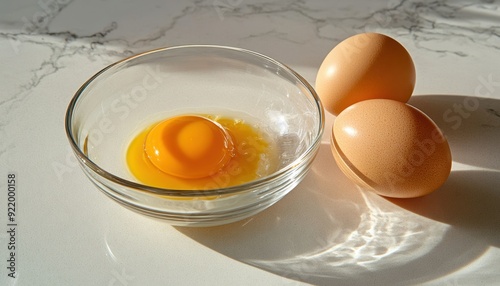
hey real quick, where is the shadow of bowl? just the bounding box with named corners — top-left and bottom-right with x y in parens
top-left (175, 144), bottom-right (491, 285)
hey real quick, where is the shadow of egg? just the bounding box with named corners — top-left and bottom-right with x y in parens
top-left (388, 170), bottom-right (500, 248)
top-left (409, 94), bottom-right (500, 170)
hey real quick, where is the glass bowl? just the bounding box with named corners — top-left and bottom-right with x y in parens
top-left (65, 45), bottom-right (324, 226)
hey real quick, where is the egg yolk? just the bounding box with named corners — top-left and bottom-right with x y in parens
top-left (144, 116), bottom-right (234, 179)
top-left (126, 115), bottom-right (272, 190)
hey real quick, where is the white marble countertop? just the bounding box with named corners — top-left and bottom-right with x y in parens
top-left (1, 0), bottom-right (500, 285)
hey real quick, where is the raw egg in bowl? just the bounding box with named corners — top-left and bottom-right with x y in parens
top-left (65, 45), bottom-right (324, 226)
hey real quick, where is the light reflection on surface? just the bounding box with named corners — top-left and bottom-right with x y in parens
top-left (177, 144), bottom-right (496, 285)
top-left (238, 168), bottom-right (448, 284)
top-left (104, 234), bottom-right (120, 265)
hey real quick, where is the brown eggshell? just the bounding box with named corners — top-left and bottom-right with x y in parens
top-left (316, 33), bottom-right (416, 116)
top-left (331, 99), bottom-right (452, 198)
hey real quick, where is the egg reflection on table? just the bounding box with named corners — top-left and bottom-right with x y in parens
top-left (316, 32), bottom-right (452, 198)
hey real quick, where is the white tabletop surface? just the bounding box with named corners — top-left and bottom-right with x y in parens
top-left (1, 0), bottom-right (500, 285)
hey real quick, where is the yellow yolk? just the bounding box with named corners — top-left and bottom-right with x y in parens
top-left (144, 116), bottom-right (234, 179)
top-left (126, 115), bottom-right (271, 190)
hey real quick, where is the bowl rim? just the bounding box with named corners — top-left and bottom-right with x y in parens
top-left (65, 44), bottom-right (325, 197)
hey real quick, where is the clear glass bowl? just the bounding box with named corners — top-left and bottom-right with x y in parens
top-left (65, 45), bottom-right (324, 226)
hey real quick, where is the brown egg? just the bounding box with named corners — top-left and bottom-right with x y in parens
top-left (316, 33), bottom-right (416, 116)
top-left (331, 99), bottom-right (452, 198)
